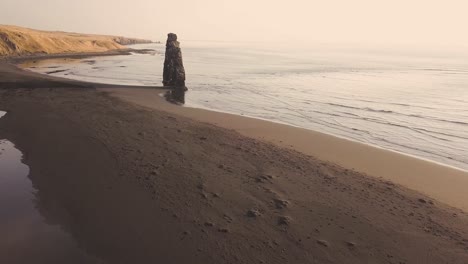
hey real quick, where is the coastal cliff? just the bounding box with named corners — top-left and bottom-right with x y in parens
top-left (112, 36), bottom-right (152, 46)
top-left (0, 25), bottom-right (152, 57)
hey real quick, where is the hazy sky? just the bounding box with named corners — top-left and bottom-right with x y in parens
top-left (1, 0), bottom-right (467, 47)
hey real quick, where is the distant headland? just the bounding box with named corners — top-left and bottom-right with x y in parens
top-left (0, 25), bottom-right (153, 57)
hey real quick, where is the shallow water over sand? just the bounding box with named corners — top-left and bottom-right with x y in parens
top-left (0, 111), bottom-right (100, 263)
top-left (22, 43), bottom-right (468, 171)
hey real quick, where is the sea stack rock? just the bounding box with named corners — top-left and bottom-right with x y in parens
top-left (163, 33), bottom-right (186, 103)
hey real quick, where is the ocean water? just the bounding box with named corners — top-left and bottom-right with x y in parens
top-left (22, 42), bottom-right (468, 171)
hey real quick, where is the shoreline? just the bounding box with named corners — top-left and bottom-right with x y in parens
top-left (1, 47), bottom-right (157, 64)
top-left (1, 58), bottom-right (468, 263)
top-left (17, 49), bottom-right (468, 173)
top-left (184, 103), bottom-right (468, 174)
top-left (0, 59), bottom-right (166, 90)
top-left (6, 54), bottom-right (468, 212)
top-left (102, 87), bottom-right (468, 212)
top-left (17, 52), bottom-right (468, 174)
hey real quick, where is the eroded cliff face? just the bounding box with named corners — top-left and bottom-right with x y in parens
top-left (0, 25), bottom-right (152, 57)
top-left (112, 37), bottom-right (152, 46)
top-left (0, 32), bottom-right (18, 53)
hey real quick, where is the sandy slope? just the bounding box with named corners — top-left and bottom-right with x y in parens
top-left (0, 25), bottom-right (151, 56)
top-left (103, 88), bottom-right (468, 212)
top-left (0, 62), bottom-right (467, 263)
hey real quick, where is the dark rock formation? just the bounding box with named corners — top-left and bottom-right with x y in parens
top-left (170, 87), bottom-right (186, 104)
top-left (163, 33), bottom-right (186, 87)
top-left (162, 33), bottom-right (187, 103)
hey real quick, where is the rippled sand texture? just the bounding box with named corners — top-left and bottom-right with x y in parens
top-left (23, 42), bottom-right (468, 170)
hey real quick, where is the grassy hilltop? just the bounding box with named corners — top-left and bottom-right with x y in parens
top-left (0, 25), bottom-right (152, 57)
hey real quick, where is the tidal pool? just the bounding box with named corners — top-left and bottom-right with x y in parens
top-left (0, 111), bottom-right (101, 263)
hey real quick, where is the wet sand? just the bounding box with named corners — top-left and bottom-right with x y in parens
top-left (0, 61), bottom-right (468, 263)
top-left (0, 138), bottom-right (101, 263)
top-left (102, 87), bottom-right (468, 212)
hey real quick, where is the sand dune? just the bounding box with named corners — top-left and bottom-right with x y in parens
top-left (0, 25), bottom-right (151, 57)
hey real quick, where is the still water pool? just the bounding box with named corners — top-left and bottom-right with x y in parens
top-left (0, 111), bottom-right (101, 263)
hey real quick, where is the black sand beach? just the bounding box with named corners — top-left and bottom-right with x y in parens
top-left (0, 59), bottom-right (467, 263)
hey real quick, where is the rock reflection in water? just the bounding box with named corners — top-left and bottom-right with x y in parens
top-left (165, 87), bottom-right (187, 104)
